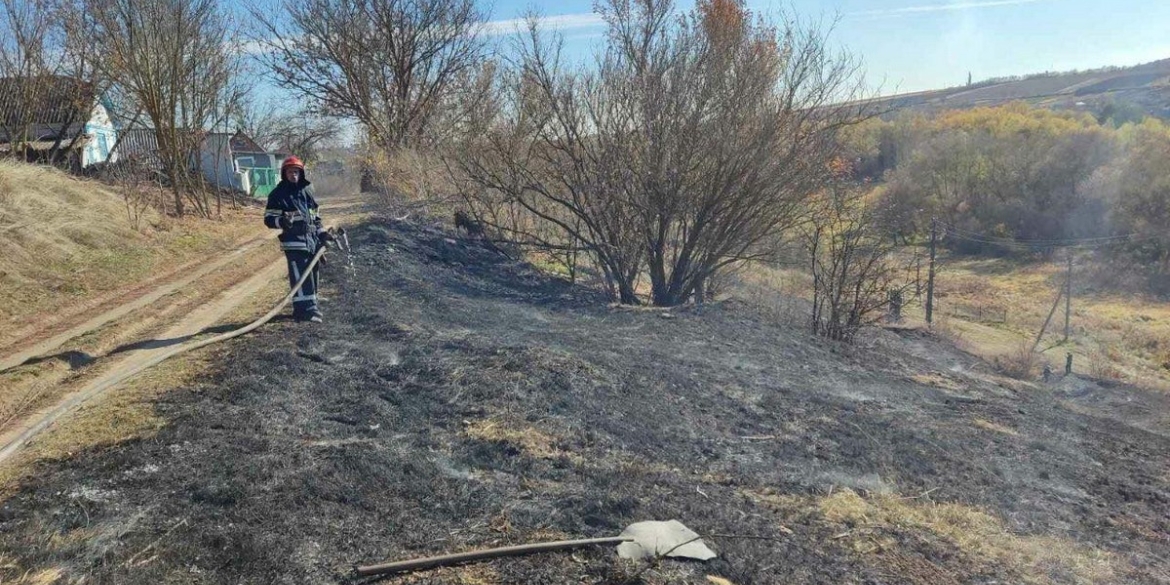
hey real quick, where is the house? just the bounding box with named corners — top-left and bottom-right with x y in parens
top-left (111, 128), bottom-right (280, 196)
top-left (198, 130), bottom-right (282, 197)
top-left (0, 76), bottom-right (117, 171)
top-left (228, 131), bottom-right (280, 197)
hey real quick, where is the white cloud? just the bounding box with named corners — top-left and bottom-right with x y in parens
top-left (852, 0), bottom-right (1051, 18)
top-left (480, 12), bottom-right (605, 37)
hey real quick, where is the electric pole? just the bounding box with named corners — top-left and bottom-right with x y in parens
top-left (926, 218), bottom-right (937, 325)
top-left (1064, 248), bottom-right (1073, 343)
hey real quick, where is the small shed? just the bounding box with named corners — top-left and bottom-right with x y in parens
top-left (229, 131), bottom-right (279, 197)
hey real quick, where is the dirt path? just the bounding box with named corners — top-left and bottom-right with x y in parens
top-left (0, 193), bottom-right (365, 466)
top-left (0, 260), bottom-right (285, 463)
top-left (0, 235), bottom-right (270, 374)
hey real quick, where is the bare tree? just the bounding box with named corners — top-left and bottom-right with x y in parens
top-left (456, 0), bottom-right (869, 306)
top-left (804, 184), bottom-right (917, 342)
top-left (232, 98), bottom-right (285, 149)
top-left (0, 0), bottom-right (105, 168)
top-left (251, 0), bottom-right (487, 152)
top-left (233, 98), bottom-right (341, 161)
top-left (82, 0), bottom-right (245, 216)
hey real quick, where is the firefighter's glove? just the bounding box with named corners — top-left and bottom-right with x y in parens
top-left (319, 230), bottom-right (337, 244)
top-left (279, 214), bottom-right (294, 230)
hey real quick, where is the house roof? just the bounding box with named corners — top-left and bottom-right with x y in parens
top-left (230, 130), bottom-right (266, 154)
top-left (0, 76), bottom-right (97, 130)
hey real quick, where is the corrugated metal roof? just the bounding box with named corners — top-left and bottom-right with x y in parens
top-left (0, 76), bottom-right (96, 129)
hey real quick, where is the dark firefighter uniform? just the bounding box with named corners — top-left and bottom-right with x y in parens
top-left (264, 156), bottom-right (331, 322)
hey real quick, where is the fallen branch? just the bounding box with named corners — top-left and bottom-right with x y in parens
top-left (355, 536), bottom-right (633, 577)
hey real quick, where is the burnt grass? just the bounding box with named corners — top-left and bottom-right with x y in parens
top-left (2, 218), bottom-right (1169, 584)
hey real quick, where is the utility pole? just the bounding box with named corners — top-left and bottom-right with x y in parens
top-left (1064, 248), bottom-right (1073, 343)
top-left (1033, 285), bottom-right (1064, 354)
top-left (915, 254), bottom-right (922, 297)
top-left (926, 218), bottom-right (937, 325)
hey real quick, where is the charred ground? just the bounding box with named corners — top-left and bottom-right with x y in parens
top-left (1, 217), bottom-right (1168, 584)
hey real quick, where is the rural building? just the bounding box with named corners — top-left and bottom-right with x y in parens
top-left (228, 131), bottom-right (280, 197)
top-left (111, 128), bottom-right (280, 196)
top-left (199, 131), bottom-right (282, 196)
top-left (0, 76), bottom-right (117, 171)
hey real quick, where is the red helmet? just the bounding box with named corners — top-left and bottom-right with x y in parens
top-left (281, 156), bottom-right (305, 172)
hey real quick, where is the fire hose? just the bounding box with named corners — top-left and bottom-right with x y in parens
top-left (0, 228), bottom-right (348, 463)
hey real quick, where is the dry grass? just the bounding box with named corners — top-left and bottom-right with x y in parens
top-left (939, 256), bottom-right (1170, 391)
top-left (747, 485), bottom-right (1115, 584)
top-left (909, 372), bottom-right (965, 392)
top-left (818, 488), bottom-right (1115, 584)
top-left (0, 160), bottom-right (262, 324)
top-left (0, 563), bottom-right (62, 585)
top-left (0, 348), bottom-right (211, 498)
top-left (734, 248), bottom-right (1170, 392)
top-left (398, 565), bottom-right (502, 585)
top-left (463, 417), bottom-right (578, 463)
top-left (973, 418), bottom-right (1020, 436)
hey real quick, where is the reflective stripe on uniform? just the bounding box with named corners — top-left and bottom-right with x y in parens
top-left (264, 209), bottom-right (283, 216)
top-left (288, 259), bottom-right (316, 303)
top-left (289, 259), bottom-right (302, 299)
top-left (281, 241), bottom-right (311, 251)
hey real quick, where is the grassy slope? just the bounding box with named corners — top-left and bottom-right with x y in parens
top-left (0, 160), bottom-right (262, 326)
top-left (930, 256), bottom-right (1170, 390)
top-left (740, 253), bottom-right (1170, 391)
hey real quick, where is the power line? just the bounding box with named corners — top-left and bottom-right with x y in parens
top-left (938, 222), bottom-right (1134, 244)
top-left (934, 221), bottom-right (1144, 250)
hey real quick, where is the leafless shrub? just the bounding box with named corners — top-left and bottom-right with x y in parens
top-left (804, 186), bottom-right (918, 342)
top-left (99, 159), bottom-right (165, 230)
top-left (995, 340), bottom-right (1039, 380)
top-left (455, 0), bottom-right (870, 306)
top-left (1088, 347), bottom-right (1124, 381)
top-left (362, 148), bottom-right (463, 217)
top-left (0, 172), bottom-right (11, 224)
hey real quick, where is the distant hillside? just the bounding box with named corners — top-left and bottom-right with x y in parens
top-left (875, 59), bottom-right (1170, 119)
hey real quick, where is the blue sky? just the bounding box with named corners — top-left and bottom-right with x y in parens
top-left (483, 0), bottom-right (1170, 93)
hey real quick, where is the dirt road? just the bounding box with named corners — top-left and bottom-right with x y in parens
top-left (0, 235), bottom-right (271, 374)
top-left (0, 192), bottom-right (364, 467)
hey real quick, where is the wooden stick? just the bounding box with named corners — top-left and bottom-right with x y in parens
top-left (355, 536), bottom-right (633, 577)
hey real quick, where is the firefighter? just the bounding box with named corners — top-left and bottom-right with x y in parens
top-left (263, 156), bottom-right (333, 323)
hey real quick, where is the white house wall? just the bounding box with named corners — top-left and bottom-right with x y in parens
top-left (82, 102), bottom-right (117, 168)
